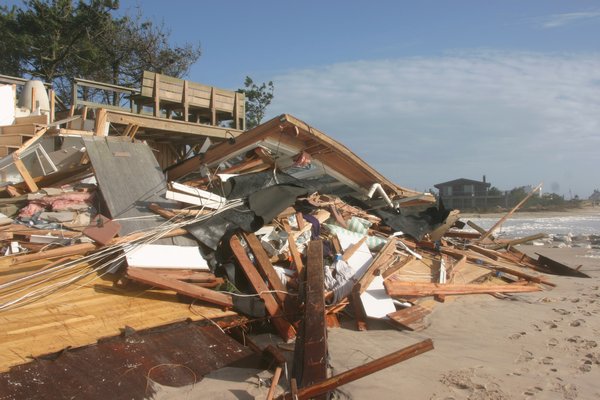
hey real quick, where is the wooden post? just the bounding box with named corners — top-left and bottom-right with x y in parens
top-left (210, 87), bottom-right (216, 125)
top-left (30, 86), bottom-right (36, 112)
top-left (49, 89), bottom-right (55, 123)
top-left (153, 73), bottom-right (160, 117)
top-left (94, 108), bottom-right (108, 136)
top-left (183, 80), bottom-right (189, 122)
top-left (294, 240), bottom-right (327, 395)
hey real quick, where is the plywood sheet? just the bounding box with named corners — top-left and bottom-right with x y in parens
top-left (0, 269), bottom-right (235, 372)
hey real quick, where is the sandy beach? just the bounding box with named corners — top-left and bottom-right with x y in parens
top-left (151, 244), bottom-right (599, 399)
top-left (326, 245), bottom-right (600, 400)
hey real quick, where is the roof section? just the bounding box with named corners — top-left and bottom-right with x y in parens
top-left (168, 114), bottom-right (434, 206)
top-left (434, 178), bottom-right (491, 189)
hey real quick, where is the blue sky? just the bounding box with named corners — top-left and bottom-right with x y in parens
top-left (9, 1), bottom-right (600, 197)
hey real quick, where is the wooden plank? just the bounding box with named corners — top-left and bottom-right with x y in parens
top-left (12, 158), bottom-right (38, 193)
top-left (353, 237), bottom-right (396, 294)
top-left (382, 254), bottom-right (414, 279)
top-left (144, 269), bottom-right (218, 282)
top-left (282, 219), bottom-right (304, 274)
top-left (0, 124), bottom-right (37, 136)
top-left (349, 290), bottom-right (368, 331)
top-left (125, 267), bottom-right (233, 308)
top-left (242, 232), bottom-right (292, 311)
top-left (0, 134), bottom-right (34, 146)
top-left (279, 339), bottom-right (434, 400)
top-left (490, 233), bottom-right (547, 250)
top-left (297, 240), bottom-right (327, 392)
top-left (341, 236), bottom-right (367, 262)
top-left (386, 304), bottom-right (431, 331)
top-left (106, 110), bottom-right (242, 139)
top-left (444, 230), bottom-right (481, 239)
top-left (480, 183), bottom-right (543, 241)
top-left (384, 281), bottom-right (541, 297)
top-left (467, 244), bottom-right (500, 260)
top-left (229, 235), bottom-right (296, 341)
top-left (485, 265), bottom-right (556, 287)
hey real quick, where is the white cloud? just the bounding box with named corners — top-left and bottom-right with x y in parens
top-left (268, 51), bottom-right (600, 197)
top-left (539, 11), bottom-right (600, 28)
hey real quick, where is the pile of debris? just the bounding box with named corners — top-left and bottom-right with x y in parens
top-left (0, 78), bottom-right (588, 399)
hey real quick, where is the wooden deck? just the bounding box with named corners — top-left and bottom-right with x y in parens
top-left (0, 263), bottom-right (235, 372)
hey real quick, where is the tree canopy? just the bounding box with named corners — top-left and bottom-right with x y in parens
top-left (0, 0), bottom-right (201, 104)
top-left (238, 76), bottom-right (274, 129)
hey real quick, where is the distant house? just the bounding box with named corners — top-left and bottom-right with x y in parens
top-left (434, 177), bottom-right (494, 210)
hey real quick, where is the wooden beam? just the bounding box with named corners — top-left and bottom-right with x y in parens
top-left (282, 219), bottom-right (304, 274)
top-left (485, 265), bottom-right (556, 287)
top-left (467, 244), bottom-right (500, 260)
top-left (278, 339), bottom-right (434, 400)
top-left (386, 304), bottom-right (431, 331)
top-left (126, 267), bottom-right (233, 308)
top-left (94, 108), bottom-right (108, 136)
top-left (490, 233), bottom-right (547, 250)
top-left (341, 236), bottom-right (367, 262)
top-left (229, 235), bottom-right (296, 341)
top-left (353, 237), bottom-right (396, 294)
top-left (153, 73), bottom-right (160, 117)
top-left (295, 240), bottom-right (327, 392)
top-left (210, 87), bottom-right (216, 125)
top-left (12, 157), bottom-right (38, 193)
top-left (384, 281), bottom-right (541, 297)
top-left (480, 183), bottom-right (543, 241)
top-left (382, 254), bottom-right (414, 280)
top-left (242, 232), bottom-right (295, 313)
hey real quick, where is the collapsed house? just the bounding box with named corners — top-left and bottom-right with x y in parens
top-left (0, 73), bottom-right (588, 399)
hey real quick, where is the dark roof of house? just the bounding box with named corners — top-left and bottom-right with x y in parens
top-left (434, 178), bottom-right (491, 189)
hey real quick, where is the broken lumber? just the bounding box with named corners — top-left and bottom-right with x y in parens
top-left (480, 182), bottom-right (543, 241)
top-left (386, 304), bottom-right (431, 331)
top-left (278, 339), bottom-right (434, 400)
top-left (126, 267), bottom-right (233, 308)
top-left (241, 232), bottom-right (295, 313)
top-left (293, 239), bottom-right (328, 392)
top-left (229, 235), bottom-right (296, 341)
top-left (384, 281), bottom-right (541, 297)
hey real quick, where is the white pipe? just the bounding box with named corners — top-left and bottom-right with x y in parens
top-left (390, 232), bottom-right (423, 260)
top-left (367, 183), bottom-right (394, 208)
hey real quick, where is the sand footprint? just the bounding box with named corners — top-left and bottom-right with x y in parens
top-left (570, 319), bottom-right (585, 327)
top-left (554, 308), bottom-right (571, 315)
top-left (541, 356), bottom-right (554, 365)
top-left (509, 332), bottom-right (526, 340)
top-left (517, 350), bottom-right (535, 363)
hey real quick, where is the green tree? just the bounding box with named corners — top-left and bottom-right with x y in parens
top-left (238, 76), bottom-right (274, 129)
top-left (0, 0), bottom-right (201, 104)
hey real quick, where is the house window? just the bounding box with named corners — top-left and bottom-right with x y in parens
top-left (464, 184), bottom-right (474, 194)
top-left (445, 186), bottom-right (453, 196)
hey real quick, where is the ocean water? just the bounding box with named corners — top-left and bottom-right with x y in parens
top-left (463, 214), bottom-right (600, 238)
